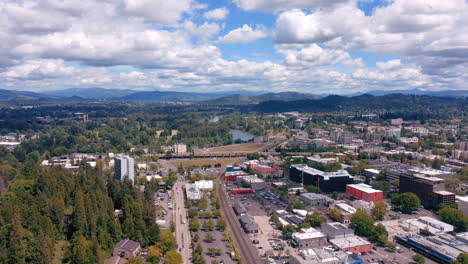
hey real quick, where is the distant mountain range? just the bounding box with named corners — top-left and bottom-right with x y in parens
top-left (0, 89), bottom-right (52, 102)
top-left (0, 88), bottom-right (466, 104)
top-left (201, 92), bottom-right (321, 105)
top-left (44, 88), bottom-right (136, 99)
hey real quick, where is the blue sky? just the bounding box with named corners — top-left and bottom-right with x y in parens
top-left (0, 0), bottom-right (467, 94)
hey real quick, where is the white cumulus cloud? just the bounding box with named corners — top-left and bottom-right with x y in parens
top-left (217, 24), bottom-right (268, 43)
top-left (203, 7), bottom-right (229, 20)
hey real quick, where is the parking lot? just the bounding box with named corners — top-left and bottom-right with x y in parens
top-left (357, 243), bottom-right (438, 264)
top-left (190, 195), bottom-right (236, 264)
top-left (154, 190), bottom-right (173, 229)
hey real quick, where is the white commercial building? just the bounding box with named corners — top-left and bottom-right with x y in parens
top-left (457, 196), bottom-right (468, 216)
top-left (172, 143), bottom-right (187, 153)
top-left (185, 183), bottom-right (202, 200)
top-left (289, 248), bottom-right (347, 264)
top-left (291, 228), bottom-right (327, 249)
top-left (406, 216), bottom-right (454, 234)
top-left (115, 155), bottom-right (135, 183)
top-left (241, 176), bottom-right (266, 190)
top-left (194, 180), bottom-right (214, 191)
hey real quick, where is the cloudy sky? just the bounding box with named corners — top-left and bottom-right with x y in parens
top-left (1, 0), bottom-right (467, 94)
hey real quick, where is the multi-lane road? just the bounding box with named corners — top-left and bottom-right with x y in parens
top-left (161, 159), bottom-right (191, 264)
top-left (173, 180), bottom-right (191, 264)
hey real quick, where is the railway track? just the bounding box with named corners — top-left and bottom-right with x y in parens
top-left (218, 181), bottom-right (263, 264)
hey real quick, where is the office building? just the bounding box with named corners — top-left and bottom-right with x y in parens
top-left (114, 155), bottom-right (135, 183)
top-left (346, 183), bottom-right (384, 202)
top-left (399, 173), bottom-right (455, 208)
top-left (294, 119), bottom-right (304, 129)
top-left (172, 143), bottom-right (187, 153)
top-left (331, 130), bottom-right (353, 145)
top-left (290, 164), bottom-right (353, 192)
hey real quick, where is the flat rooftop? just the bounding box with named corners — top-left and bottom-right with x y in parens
top-left (293, 230), bottom-right (326, 240)
top-left (434, 190), bottom-right (455, 195)
top-left (413, 174), bottom-right (445, 182)
top-left (408, 234), bottom-right (468, 259)
top-left (330, 236), bottom-right (371, 248)
top-left (347, 183), bottom-right (382, 194)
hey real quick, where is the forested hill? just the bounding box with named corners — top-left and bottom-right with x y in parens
top-left (0, 160), bottom-right (169, 263)
top-left (254, 94), bottom-right (468, 115)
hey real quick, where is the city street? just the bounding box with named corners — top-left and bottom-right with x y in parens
top-left (173, 180), bottom-right (191, 264)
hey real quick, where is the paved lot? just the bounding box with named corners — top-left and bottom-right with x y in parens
top-left (358, 244), bottom-right (438, 264)
top-left (155, 191), bottom-right (173, 229)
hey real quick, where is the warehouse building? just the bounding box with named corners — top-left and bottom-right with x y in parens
top-left (239, 214), bottom-right (259, 234)
top-left (321, 222), bottom-right (354, 240)
top-left (397, 234), bottom-right (468, 263)
top-left (299, 193), bottom-right (333, 206)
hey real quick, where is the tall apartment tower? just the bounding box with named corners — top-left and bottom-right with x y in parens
top-left (115, 155), bottom-right (135, 183)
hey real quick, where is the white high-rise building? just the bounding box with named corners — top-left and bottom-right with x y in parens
top-left (115, 155), bottom-right (135, 183)
top-left (172, 143), bottom-right (187, 153)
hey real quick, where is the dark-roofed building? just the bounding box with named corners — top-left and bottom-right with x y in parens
top-left (239, 214), bottom-right (259, 234)
top-left (290, 164), bottom-right (353, 192)
top-left (113, 238), bottom-right (141, 259)
top-left (233, 201), bottom-right (247, 215)
top-left (286, 215), bottom-right (304, 226)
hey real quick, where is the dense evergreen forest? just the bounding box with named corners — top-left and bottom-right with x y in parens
top-left (255, 94), bottom-right (468, 120)
top-left (0, 155), bottom-right (165, 263)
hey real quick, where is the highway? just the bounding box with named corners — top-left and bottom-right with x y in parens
top-left (218, 181), bottom-right (263, 264)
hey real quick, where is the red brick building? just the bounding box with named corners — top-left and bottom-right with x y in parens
top-left (250, 164), bottom-right (283, 178)
top-left (232, 188), bottom-right (253, 194)
top-left (330, 236), bottom-right (372, 254)
top-left (224, 171), bottom-right (250, 181)
top-left (346, 183), bottom-right (383, 202)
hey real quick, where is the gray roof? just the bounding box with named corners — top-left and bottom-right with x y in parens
top-left (115, 238), bottom-right (140, 252)
top-left (240, 214), bottom-right (259, 231)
